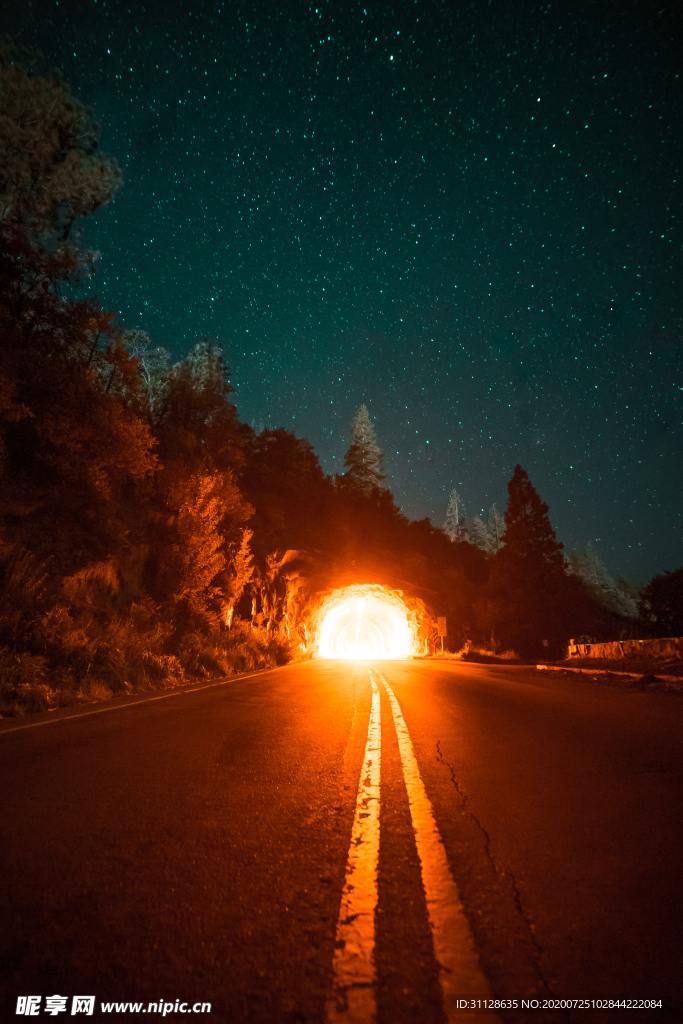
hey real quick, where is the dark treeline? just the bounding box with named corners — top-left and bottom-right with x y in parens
top-left (0, 50), bottom-right (678, 714)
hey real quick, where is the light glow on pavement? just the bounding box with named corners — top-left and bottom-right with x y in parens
top-left (325, 674), bottom-right (381, 1023)
top-left (372, 669), bottom-right (495, 1019)
top-left (325, 669), bottom-right (494, 1024)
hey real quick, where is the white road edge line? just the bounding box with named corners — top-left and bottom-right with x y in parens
top-left (373, 669), bottom-right (499, 1024)
top-left (0, 665), bottom-right (290, 737)
top-left (325, 675), bottom-right (381, 1024)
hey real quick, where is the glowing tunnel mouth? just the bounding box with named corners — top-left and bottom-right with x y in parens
top-left (316, 585), bottom-right (416, 661)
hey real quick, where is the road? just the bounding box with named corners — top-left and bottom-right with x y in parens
top-left (1, 660), bottom-right (681, 1023)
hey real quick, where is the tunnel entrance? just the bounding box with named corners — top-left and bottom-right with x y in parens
top-left (316, 584), bottom-right (417, 660)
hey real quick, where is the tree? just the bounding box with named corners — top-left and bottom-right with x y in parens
top-left (123, 330), bottom-right (171, 418)
top-left (343, 404), bottom-right (385, 494)
top-left (159, 472), bottom-right (232, 630)
top-left (223, 528), bottom-right (254, 628)
top-left (240, 429), bottom-right (332, 558)
top-left (567, 545), bottom-right (639, 621)
top-left (0, 42), bottom-right (120, 244)
top-left (445, 493), bottom-right (504, 553)
top-left (487, 503), bottom-right (505, 552)
top-left (155, 339), bottom-right (247, 471)
top-left (490, 465), bottom-right (571, 657)
top-left (640, 568), bottom-right (683, 637)
top-left (465, 515), bottom-right (491, 551)
top-left (501, 466), bottom-right (565, 570)
top-left (444, 488), bottom-right (467, 542)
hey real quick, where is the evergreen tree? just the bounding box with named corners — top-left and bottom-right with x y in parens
top-left (445, 494), bottom-right (504, 553)
top-left (572, 544), bottom-right (612, 590)
top-left (568, 544), bottom-right (639, 620)
top-left (613, 577), bottom-right (639, 621)
top-left (465, 515), bottom-right (491, 551)
top-left (491, 465), bottom-right (571, 657)
top-left (444, 488), bottom-right (467, 542)
top-left (487, 503), bottom-right (505, 552)
top-left (501, 466), bottom-right (565, 572)
top-left (343, 404), bottom-right (385, 494)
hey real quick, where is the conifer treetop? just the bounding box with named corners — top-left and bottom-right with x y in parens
top-left (444, 487), bottom-right (466, 541)
top-left (344, 404), bottom-right (385, 494)
top-left (501, 464), bottom-right (565, 572)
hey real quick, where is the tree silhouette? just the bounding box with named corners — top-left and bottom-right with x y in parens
top-left (491, 465), bottom-right (572, 657)
top-left (502, 466), bottom-right (565, 571)
top-left (568, 545), bottom-right (639, 620)
top-left (0, 41), bottom-right (120, 242)
top-left (487, 503), bottom-right (505, 552)
top-left (640, 568), bottom-right (683, 637)
top-left (343, 404), bottom-right (385, 494)
top-left (0, 46), bottom-right (651, 710)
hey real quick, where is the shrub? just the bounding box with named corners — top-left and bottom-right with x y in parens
top-left (0, 647), bottom-right (54, 716)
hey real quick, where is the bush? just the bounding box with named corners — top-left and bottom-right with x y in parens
top-left (78, 680), bottom-right (114, 704)
top-left (177, 622), bottom-right (294, 679)
top-left (41, 596), bottom-right (177, 693)
top-left (0, 647), bottom-right (54, 716)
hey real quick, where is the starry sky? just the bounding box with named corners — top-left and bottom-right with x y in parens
top-left (4, 0), bottom-right (681, 581)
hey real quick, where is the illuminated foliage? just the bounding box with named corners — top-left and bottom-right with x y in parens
top-left (0, 47), bottom-right (673, 711)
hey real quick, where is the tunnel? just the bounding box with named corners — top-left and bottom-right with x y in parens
top-left (316, 584), bottom-right (417, 660)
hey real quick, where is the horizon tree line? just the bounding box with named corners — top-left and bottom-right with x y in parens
top-left (0, 45), bottom-right (679, 715)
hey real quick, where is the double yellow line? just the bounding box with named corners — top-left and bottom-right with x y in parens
top-left (326, 669), bottom-right (497, 1024)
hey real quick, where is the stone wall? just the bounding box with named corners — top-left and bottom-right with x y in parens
top-left (567, 637), bottom-right (683, 660)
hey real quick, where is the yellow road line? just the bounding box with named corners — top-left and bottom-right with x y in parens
top-left (325, 675), bottom-right (382, 1024)
top-left (373, 669), bottom-right (498, 1024)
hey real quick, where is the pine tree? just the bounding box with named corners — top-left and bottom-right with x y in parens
top-left (568, 545), bottom-right (638, 619)
top-left (465, 515), bottom-right (491, 551)
top-left (344, 404), bottom-right (385, 494)
top-left (444, 488), bottom-right (467, 542)
top-left (487, 503), bottom-right (505, 552)
top-left (613, 577), bottom-right (639, 620)
top-left (501, 466), bottom-right (565, 573)
top-left (491, 465), bottom-right (570, 656)
top-left (445, 493), bottom-right (504, 553)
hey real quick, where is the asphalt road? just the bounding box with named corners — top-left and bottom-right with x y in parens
top-left (1, 660), bottom-right (681, 1023)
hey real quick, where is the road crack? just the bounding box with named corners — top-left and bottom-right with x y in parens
top-left (435, 739), bottom-right (555, 999)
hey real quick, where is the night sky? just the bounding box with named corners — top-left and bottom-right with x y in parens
top-left (4, 0), bottom-right (681, 581)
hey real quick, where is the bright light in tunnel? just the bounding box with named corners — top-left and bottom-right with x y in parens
top-left (316, 585), bottom-right (416, 660)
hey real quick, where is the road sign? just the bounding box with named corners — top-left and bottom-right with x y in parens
top-left (437, 616), bottom-right (447, 637)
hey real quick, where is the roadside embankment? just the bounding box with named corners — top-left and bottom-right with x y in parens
top-left (536, 661), bottom-right (683, 689)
